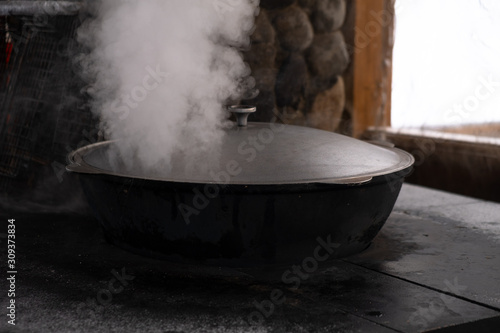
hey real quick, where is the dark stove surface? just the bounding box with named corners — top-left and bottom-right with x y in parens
top-left (1, 184), bottom-right (499, 332)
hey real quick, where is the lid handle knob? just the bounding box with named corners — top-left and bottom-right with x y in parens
top-left (228, 105), bottom-right (256, 127)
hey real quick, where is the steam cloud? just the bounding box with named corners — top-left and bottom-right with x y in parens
top-left (77, 0), bottom-right (259, 175)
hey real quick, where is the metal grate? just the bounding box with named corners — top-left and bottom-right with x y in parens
top-left (0, 4), bottom-right (97, 192)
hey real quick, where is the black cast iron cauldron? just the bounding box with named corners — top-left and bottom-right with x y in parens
top-left (67, 106), bottom-right (414, 266)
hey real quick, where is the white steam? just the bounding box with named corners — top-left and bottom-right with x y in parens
top-left (77, 0), bottom-right (258, 175)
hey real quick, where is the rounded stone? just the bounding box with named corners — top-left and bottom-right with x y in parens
top-left (307, 75), bottom-right (339, 98)
top-left (281, 106), bottom-right (307, 126)
top-left (308, 75), bottom-right (345, 131)
top-left (311, 0), bottom-right (346, 33)
top-left (305, 31), bottom-right (349, 81)
top-left (260, 0), bottom-right (296, 10)
top-left (275, 53), bottom-right (308, 108)
top-left (253, 68), bottom-right (278, 91)
top-left (244, 43), bottom-right (277, 70)
top-left (272, 5), bottom-right (314, 51)
top-left (251, 10), bottom-right (276, 44)
top-left (297, 0), bottom-right (316, 15)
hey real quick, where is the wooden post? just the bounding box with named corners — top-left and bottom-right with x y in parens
top-left (352, 0), bottom-right (395, 137)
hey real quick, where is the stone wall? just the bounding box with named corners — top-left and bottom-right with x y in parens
top-left (243, 0), bottom-right (352, 133)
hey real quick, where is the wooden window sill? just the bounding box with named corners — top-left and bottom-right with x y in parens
top-left (363, 126), bottom-right (500, 203)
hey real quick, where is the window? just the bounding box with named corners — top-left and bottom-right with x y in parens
top-left (356, 0), bottom-right (500, 202)
top-left (392, 0), bottom-right (500, 130)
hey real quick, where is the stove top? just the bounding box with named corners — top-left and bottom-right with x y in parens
top-left (1, 184), bottom-right (499, 332)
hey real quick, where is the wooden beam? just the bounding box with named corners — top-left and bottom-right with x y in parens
top-left (352, 0), bottom-right (394, 137)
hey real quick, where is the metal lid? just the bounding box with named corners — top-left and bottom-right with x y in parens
top-left (68, 108), bottom-right (414, 185)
